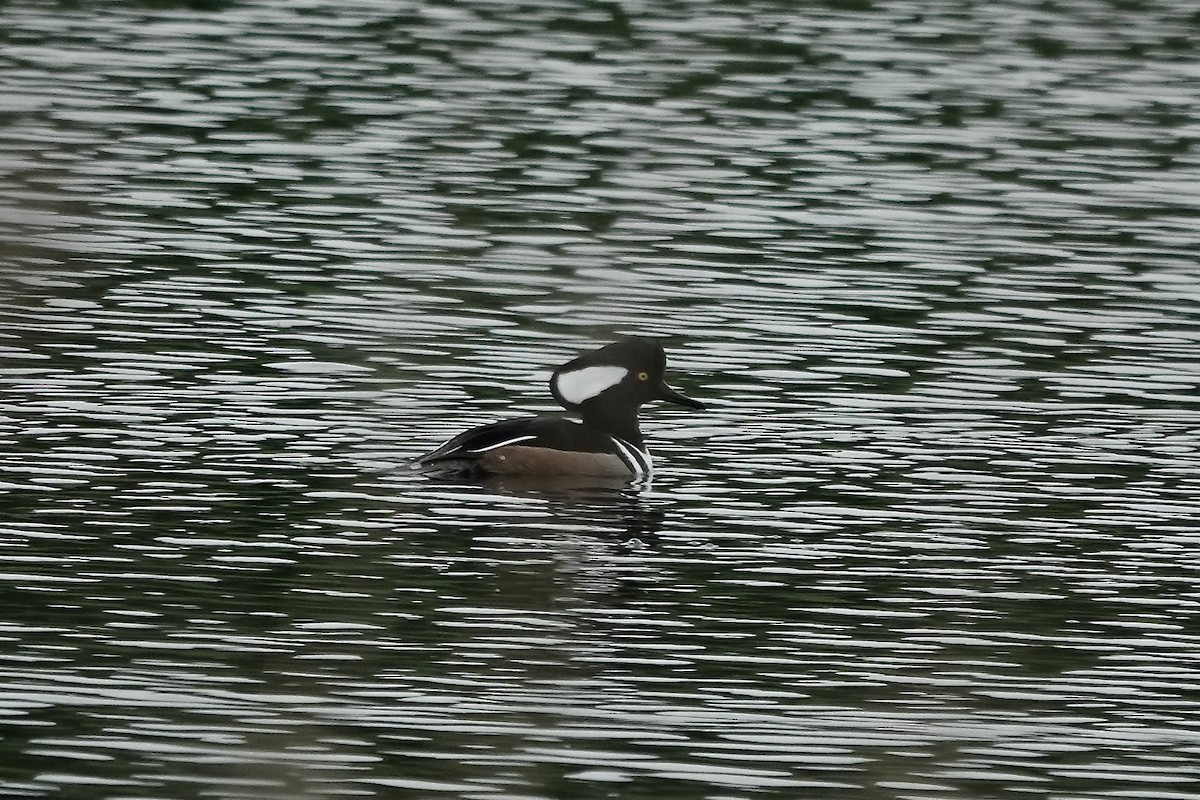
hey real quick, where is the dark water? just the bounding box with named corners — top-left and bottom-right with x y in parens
top-left (2, 1), bottom-right (1200, 798)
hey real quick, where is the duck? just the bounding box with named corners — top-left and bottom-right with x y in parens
top-left (415, 337), bottom-right (704, 479)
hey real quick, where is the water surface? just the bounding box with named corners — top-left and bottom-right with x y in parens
top-left (2, 1), bottom-right (1199, 798)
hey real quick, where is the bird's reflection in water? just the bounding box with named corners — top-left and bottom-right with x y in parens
top-left (421, 471), bottom-right (668, 547)
top-left (414, 472), bottom-right (675, 609)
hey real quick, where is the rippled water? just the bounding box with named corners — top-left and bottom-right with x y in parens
top-left (3, 0), bottom-right (1200, 798)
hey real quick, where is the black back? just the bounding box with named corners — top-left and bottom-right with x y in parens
top-left (417, 416), bottom-right (619, 466)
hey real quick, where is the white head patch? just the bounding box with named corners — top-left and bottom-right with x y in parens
top-left (554, 365), bottom-right (628, 405)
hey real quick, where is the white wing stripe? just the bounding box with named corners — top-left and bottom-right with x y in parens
top-left (466, 435), bottom-right (538, 454)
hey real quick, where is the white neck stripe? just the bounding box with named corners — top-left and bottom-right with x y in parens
top-left (610, 436), bottom-right (652, 478)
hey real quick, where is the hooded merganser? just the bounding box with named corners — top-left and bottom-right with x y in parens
top-left (415, 337), bottom-right (704, 479)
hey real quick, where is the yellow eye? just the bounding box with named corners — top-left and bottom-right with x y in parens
top-left (637, 371), bottom-right (649, 381)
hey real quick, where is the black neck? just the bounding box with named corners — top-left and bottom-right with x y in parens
top-left (579, 402), bottom-right (643, 447)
